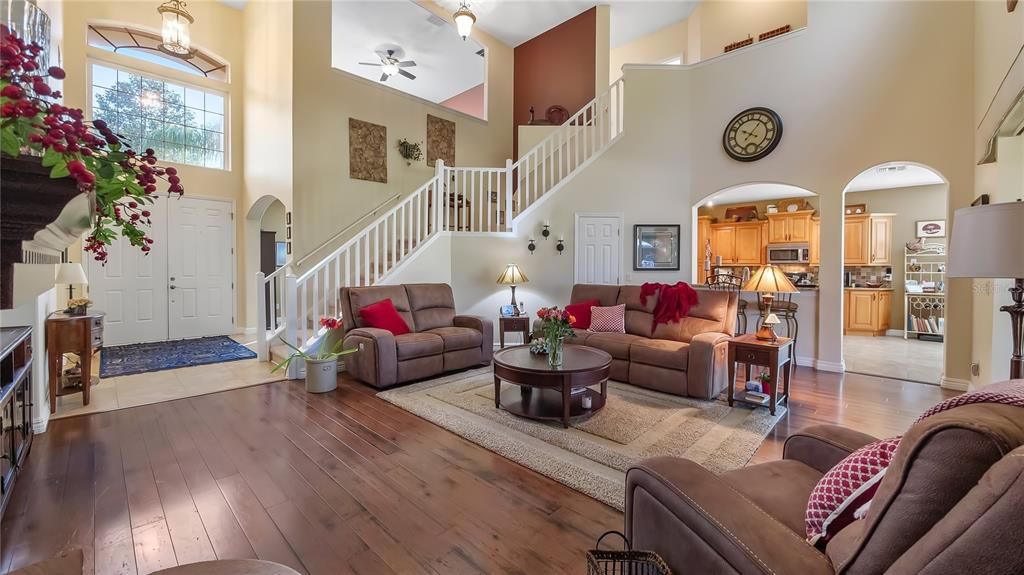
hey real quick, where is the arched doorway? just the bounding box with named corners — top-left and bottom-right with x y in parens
top-left (245, 195), bottom-right (288, 333)
top-left (839, 162), bottom-right (949, 384)
top-left (692, 182), bottom-right (820, 365)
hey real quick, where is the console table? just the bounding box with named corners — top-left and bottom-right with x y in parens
top-left (0, 326), bottom-right (34, 522)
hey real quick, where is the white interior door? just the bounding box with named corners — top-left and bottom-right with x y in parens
top-left (575, 215), bottom-right (621, 284)
top-left (168, 197), bottom-right (234, 339)
top-left (86, 197), bottom-right (169, 346)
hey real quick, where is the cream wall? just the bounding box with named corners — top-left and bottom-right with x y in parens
top-left (695, 0), bottom-right (808, 61)
top-left (61, 0), bottom-right (248, 323)
top-left (845, 184), bottom-right (948, 329)
top-left (290, 0), bottom-right (513, 272)
top-left (610, 20), bottom-right (687, 79)
top-left (444, 1), bottom-right (975, 382)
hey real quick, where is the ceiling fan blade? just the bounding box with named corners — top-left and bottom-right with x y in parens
top-left (397, 61), bottom-right (416, 68)
top-left (380, 72), bottom-right (389, 82)
top-left (359, 62), bottom-right (383, 66)
top-left (397, 69), bottom-right (416, 80)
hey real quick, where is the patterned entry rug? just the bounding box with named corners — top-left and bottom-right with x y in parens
top-left (378, 367), bottom-right (785, 509)
top-left (100, 336), bottom-right (257, 378)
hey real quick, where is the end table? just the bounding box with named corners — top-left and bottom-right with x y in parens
top-left (727, 334), bottom-right (793, 415)
top-left (498, 315), bottom-right (530, 348)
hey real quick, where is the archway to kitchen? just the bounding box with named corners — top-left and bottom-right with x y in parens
top-left (839, 162), bottom-right (949, 385)
top-left (692, 182), bottom-right (820, 366)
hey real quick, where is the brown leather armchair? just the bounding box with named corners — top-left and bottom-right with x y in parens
top-left (340, 283), bottom-right (492, 388)
top-left (625, 402), bottom-right (1024, 574)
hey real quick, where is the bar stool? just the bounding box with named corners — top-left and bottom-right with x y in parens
top-left (706, 273), bottom-right (747, 335)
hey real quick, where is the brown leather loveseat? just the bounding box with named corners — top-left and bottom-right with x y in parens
top-left (561, 284), bottom-right (738, 399)
top-left (340, 283), bottom-right (492, 388)
top-left (625, 401), bottom-right (1024, 574)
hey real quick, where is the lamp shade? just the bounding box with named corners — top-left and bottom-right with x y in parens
top-left (453, 2), bottom-right (476, 40)
top-left (741, 264), bottom-right (798, 293)
top-left (55, 263), bottom-right (88, 285)
top-left (496, 263), bottom-right (528, 285)
top-left (946, 201), bottom-right (1024, 279)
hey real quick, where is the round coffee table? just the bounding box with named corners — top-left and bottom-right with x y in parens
top-left (492, 344), bottom-right (612, 428)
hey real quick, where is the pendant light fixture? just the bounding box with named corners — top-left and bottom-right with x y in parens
top-left (157, 0), bottom-right (195, 58)
top-left (453, 1), bottom-right (476, 41)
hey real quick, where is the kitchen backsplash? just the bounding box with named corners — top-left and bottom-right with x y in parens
top-left (846, 266), bottom-right (892, 286)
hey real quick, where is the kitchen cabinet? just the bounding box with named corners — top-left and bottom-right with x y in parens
top-left (767, 210), bottom-right (813, 243)
top-left (844, 213), bottom-right (894, 266)
top-left (844, 288), bottom-right (891, 336)
top-left (697, 216), bottom-right (712, 284)
top-left (809, 217), bottom-right (820, 266)
top-left (711, 221), bottom-right (764, 266)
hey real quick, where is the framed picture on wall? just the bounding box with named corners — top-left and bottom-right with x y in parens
top-left (634, 225), bottom-right (680, 270)
top-left (915, 219), bottom-right (946, 238)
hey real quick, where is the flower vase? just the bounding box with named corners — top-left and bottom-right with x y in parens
top-left (548, 338), bottom-right (564, 368)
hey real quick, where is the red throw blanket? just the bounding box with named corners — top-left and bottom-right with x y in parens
top-left (639, 282), bottom-right (700, 330)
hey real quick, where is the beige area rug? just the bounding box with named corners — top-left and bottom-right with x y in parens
top-left (378, 367), bottom-right (785, 509)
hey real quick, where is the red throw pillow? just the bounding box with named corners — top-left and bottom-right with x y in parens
top-left (589, 304), bottom-right (626, 333)
top-left (358, 298), bottom-right (410, 335)
top-left (565, 299), bottom-right (601, 329)
top-left (805, 436), bottom-right (900, 545)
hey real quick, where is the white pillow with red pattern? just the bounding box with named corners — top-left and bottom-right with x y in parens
top-left (588, 304), bottom-right (626, 333)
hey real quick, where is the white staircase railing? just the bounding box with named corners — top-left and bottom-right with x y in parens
top-left (255, 78), bottom-right (625, 368)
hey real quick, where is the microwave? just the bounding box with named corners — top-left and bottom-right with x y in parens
top-left (767, 244), bottom-right (810, 264)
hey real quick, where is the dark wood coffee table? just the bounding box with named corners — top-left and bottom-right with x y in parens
top-left (492, 344), bottom-right (612, 428)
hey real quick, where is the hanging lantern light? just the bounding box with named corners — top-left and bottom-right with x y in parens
top-left (157, 0), bottom-right (195, 58)
top-left (453, 1), bottom-right (476, 41)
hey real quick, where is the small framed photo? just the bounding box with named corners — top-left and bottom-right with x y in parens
top-left (634, 224), bottom-right (680, 271)
top-left (499, 304), bottom-right (516, 317)
top-left (915, 219), bottom-right (946, 238)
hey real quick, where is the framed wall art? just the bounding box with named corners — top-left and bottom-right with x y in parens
top-left (634, 224), bottom-right (680, 271)
top-left (915, 219), bottom-right (946, 238)
top-left (349, 118), bottom-right (388, 183)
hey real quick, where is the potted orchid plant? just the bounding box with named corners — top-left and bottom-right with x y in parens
top-left (272, 317), bottom-right (357, 393)
top-left (536, 306), bottom-right (576, 368)
top-left (0, 25), bottom-right (184, 265)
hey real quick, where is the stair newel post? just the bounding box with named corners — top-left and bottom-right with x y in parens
top-left (256, 271), bottom-right (268, 361)
top-left (434, 159), bottom-right (445, 232)
top-left (284, 273), bottom-right (300, 379)
top-left (505, 159), bottom-right (513, 231)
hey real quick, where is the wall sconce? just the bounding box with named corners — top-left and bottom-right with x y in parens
top-left (527, 238), bottom-right (536, 254)
top-left (541, 224), bottom-right (551, 240)
top-left (556, 238), bottom-right (565, 255)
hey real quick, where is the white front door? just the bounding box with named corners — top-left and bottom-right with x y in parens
top-left (85, 196), bottom-right (234, 346)
top-left (87, 197), bottom-right (170, 346)
top-left (575, 215), bottom-right (621, 284)
top-left (168, 197), bottom-right (234, 339)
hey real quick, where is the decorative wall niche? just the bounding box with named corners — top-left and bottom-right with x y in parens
top-left (426, 114), bottom-right (455, 167)
top-left (349, 118), bottom-right (387, 183)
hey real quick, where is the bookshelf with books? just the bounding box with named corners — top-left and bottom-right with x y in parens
top-left (904, 243), bottom-right (945, 342)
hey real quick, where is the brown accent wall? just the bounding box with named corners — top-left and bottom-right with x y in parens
top-left (513, 8), bottom-right (596, 157)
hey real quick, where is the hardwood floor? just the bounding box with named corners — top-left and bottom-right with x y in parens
top-left (0, 368), bottom-right (953, 574)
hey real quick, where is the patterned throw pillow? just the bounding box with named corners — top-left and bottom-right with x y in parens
top-left (805, 436), bottom-right (901, 545)
top-left (589, 304), bottom-right (626, 333)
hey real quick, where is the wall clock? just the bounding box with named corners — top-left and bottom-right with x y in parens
top-left (723, 107), bottom-right (783, 162)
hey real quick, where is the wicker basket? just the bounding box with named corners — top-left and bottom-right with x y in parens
top-left (586, 531), bottom-right (671, 575)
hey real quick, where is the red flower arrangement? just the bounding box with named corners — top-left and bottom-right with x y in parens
top-left (319, 317), bottom-right (341, 330)
top-left (536, 306), bottom-right (576, 340)
top-left (0, 25), bottom-right (184, 264)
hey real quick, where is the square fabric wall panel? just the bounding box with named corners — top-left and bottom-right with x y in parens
top-left (427, 114), bottom-right (455, 167)
top-left (349, 118), bottom-right (387, 183)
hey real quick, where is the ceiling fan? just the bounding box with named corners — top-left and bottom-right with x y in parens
top-left (359, 50), bottom-right (417, 82)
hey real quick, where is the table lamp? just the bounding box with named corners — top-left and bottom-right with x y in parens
top-left (947, 200), bottom-right (1024, 379)
top-left (741, 263), bottom-right (798, 341)
top-left (496, 263), bottom-right (528, 316)
top-left (55, 262), bottom-right (88, 301)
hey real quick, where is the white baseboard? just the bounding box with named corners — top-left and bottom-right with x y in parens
top-left (32, 415), bottom-right (49, 434)
top-left (812, 359), bottom-right (846, 373)
top-left (885, 329), bottom-right (904, 337)
top-left (940, 376), bottom-right (970, 391)
top-left (796, 356), bottom-right (816, 368)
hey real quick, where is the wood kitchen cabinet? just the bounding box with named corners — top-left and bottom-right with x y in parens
top-left (844, 213), bottom-right (894, 266)
top-left (711, 221), bottom-right (764, 266)
top-left (809, 217), bottom-right (820, 266)
top-left (697, 216), bottom-right (712, 283)
top-left (766, 210), bottom-right (813, 243)
top-left (844, 288), bottom-right (891, 336)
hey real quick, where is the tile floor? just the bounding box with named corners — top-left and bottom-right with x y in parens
top-left (51, 336), bottom-right (284, 418)
top-left (844, 334), bottom-right (944, 385)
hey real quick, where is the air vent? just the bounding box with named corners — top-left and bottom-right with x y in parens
top-left (877, 165), bottom-right (907, 173)
top-left (426, 14), bottom-right (448, 27)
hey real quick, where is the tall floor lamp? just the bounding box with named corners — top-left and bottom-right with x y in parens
top-left (947, 200), bottom-right (1024, 379)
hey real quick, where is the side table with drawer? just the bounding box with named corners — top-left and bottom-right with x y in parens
top-left (726, 333), bottom-right (793, 416)
top-left (45, 310), bottom-right (104, 413)
top-left (498, 315), bottom-right (531, 348)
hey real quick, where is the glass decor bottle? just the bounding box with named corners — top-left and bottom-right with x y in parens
top-left (548, 337), bottom-right (564, 368)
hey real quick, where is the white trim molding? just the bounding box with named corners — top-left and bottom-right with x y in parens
top-left (813, 359), bottom-right (847, 373)
top-left (940, 376), bottom-right (970, 391)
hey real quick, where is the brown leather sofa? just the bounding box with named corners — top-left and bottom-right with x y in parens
top-left (625, 402), bottom-right (1024, 574)
top-left (340, 283), bottom-right (492, 388)
top-left (560, 284), bottom-right (738, 399)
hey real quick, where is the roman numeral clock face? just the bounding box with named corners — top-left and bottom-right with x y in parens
top-left (723, 107), bottom-right (783, 162)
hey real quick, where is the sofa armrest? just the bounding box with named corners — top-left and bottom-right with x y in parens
top-left (686, 332), bottom-right (731, 399)
top-left (343, 327), bottom-right (397, 388)
top-left (783, 425), bottom-right (878, 474)
top-left (626, 457), bottom-right (834, 575)
top-left (454, 315), bottom-right (494, 363)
